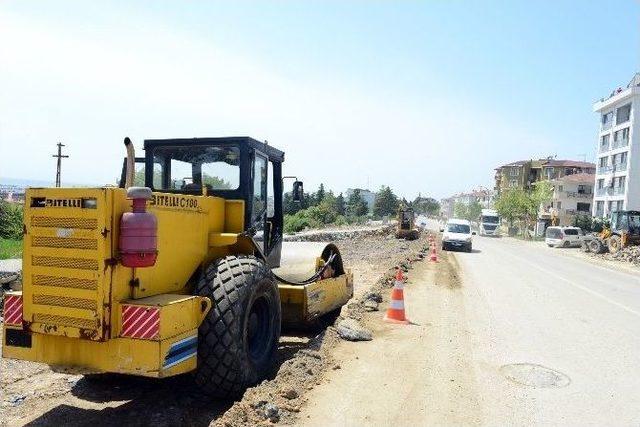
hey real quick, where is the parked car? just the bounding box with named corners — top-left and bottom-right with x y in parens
top-left (441, 218), bottom-right (475, 252)
top-left (545, 226), bottom-right (583, 248)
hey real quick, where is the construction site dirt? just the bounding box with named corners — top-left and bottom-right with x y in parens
top-left (1, 227), bottom-right (449, 426)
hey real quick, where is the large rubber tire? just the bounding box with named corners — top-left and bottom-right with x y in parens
top-left (194, 255), bottom-right (281, 399)
top-left (588, 238), bottom-right (605, 254)
top-left (608, 235), bottom-right (622, 253)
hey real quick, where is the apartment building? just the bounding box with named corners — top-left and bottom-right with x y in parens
top-left (494, 158), bottom-right (595, 194)
top-left (539, 173), bottom-right (594, 226)
top-left (592, 73), bottom-right (640, 217)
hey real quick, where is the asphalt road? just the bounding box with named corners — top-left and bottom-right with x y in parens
top-left (449, 236), bottom-right (640, 425)
top-left (300, 233), bottom-right (640, 426)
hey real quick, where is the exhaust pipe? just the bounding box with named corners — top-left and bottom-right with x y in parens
top-left (124, 137), bottom-right (135, 189)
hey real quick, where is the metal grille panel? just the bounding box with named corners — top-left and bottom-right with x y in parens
top-left (32, 256), bottom-right (98, 270)
top-left (33, 313), bottom-right (97, 330)
top-left (33, 274), bottom-right (97, 290)
top-left (32, 236), bottom-right (98, 250)
top-left (31, 216), bottom-right (98, 230)
top-left (33, 294), bottom-right (97, 311)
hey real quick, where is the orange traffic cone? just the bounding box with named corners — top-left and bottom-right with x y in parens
top-left (430, 246), bottom-right (438, 262)
top-left (384, 269), bottom-right (410, 324)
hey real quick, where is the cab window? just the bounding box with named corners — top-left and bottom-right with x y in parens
top-left (152, 145), bottom-right (240, 191)
top-left (252, 155), bottom-right (267, 221)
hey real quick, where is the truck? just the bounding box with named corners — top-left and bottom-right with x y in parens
top-left (2, 136), bottom-right (353, 399)
top-left (479, 209), bottom-right (500, 236)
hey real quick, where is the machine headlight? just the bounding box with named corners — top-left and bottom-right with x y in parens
top-left (81, 198), bottom-right (97, 209)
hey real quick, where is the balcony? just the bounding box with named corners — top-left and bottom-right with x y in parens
top-left (613, 162), bottom-right (627, 172)
top-left (564, 191), bottom-right (593, 199)
top-left (602, 121), bottom-right (612, 131)
top-left (612, 187), bottom-right (626, 195)
top-left (599, 143), bottom-right (610, 153)
top-left (611, 138), bottom-right (629, 149)
top-left (597, 187), bottom-right (626, 196)
top-left (597, 165), bottom-right (612, 174)
top-left (596, 188), bottom-right (607, 196)
top-left (595, 209), bottom-right (605, 217)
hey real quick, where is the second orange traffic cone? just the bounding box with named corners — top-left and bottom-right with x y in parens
top-left (430, 246), bottom-right (438, 262)
top-left (383, 269), bottom-right (410, 324)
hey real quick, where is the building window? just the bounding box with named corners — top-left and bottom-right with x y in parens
top-left (557, 201), bottom-right (562, 210)
top-left (617, 176), bottom-right (626, 190)
top-left (620, 151), bottom-right (628, 164)
top-left (616, 103), bottom-right (631, 124)
top-left (600, 134), bottom-right (610, 148)
top-left (509, 179), bottom-right (517, 187)
top-left (616, 200), bottom-right (624, 211)
top-left (577, 184), bottom-right (590, 194)
top-left (597, 179), bottom-right (604, 189)
top-left (544, 167), bottom-right (554, 179)
top-left (577, 202), bottom-right (590, 212)
top-left (509, 167), bottom-right (519, 176)
top-left (599, 157), bottom-right (608, 168)
top-left (607, 201), bottom-right (614, 212)
top-left (558, 185), bottom-right (563, 192)
top-left (596, 200), bottom-right (604, 214)
top-left (602, 111), bottom-right (613, 125)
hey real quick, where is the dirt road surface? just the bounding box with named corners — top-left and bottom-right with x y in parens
top-left (0, 229), bottom-right (428, 426)
top-left (300, 234), bottom-right (640, 426)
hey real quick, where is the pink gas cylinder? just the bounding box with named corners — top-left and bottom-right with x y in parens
top-left (119, 187), bottom-right (158, 268)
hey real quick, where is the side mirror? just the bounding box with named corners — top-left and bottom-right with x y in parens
top-left (472, 231), bottom-right (477, 235)
top-left (439, 228), bottom-right (444, 233)
top-left (292, 181), bottom-right (304, 203)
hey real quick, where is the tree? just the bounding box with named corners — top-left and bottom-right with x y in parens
top-left (373, 185), bottom-right (399, 218)
top-left (283, 191), bottom-right (302, 215)
top-left (315, 183), bottom-right (325, 204)
top-left (412, 196), bottom-right (440, 216)
top-left (467, 200), bottom-right (483, 223)
top-left (335, 192), bottom-right (346, 216)
top-left (494, 188), bottom-right (530, 235)
top-left (0, 201), bottom-right (23, 240)
top-left (346, 189), bottom-right (369, 217)
top-left (453, 202), bottom-right (469, 220)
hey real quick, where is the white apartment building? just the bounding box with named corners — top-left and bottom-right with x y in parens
top-left (593, 73), bottom-right (640, 217)
top-left (540, 173), bottom-right (594, 226)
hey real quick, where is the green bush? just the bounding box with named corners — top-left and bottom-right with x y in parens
top-left (284, 211), bottom-right (321, 233)
top-left (0, 201), bottom-right (23, 240)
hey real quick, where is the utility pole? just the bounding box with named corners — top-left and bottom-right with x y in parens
top-left (52, 142), bottom-right (69, 187)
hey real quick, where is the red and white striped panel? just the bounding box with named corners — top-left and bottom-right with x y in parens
top-left (121, 305), bottom-right (160, 340)
top-left (4, 294), bottom-right (23, 326)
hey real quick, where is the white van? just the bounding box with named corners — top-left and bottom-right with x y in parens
top-left (441, 218), bottom-right (474, 252)
top-left (545, 226), bottom-right (583, 248)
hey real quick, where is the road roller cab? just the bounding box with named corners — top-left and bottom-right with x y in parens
top-left (3, 136), bottom-right (353, 398)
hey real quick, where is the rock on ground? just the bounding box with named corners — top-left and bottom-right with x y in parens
top-left (336, 318), bottom-right (373, 341)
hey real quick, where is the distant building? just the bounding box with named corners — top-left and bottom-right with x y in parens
top-left (539, 173), bottom-right (594, 226)
top-left (440, 197), bottom-right (454, 218)
top-left (345, 188), bottom-right (375, 212)
top-left (0, 185), bottom-right (25, 204)
top-left (494, 158), bottom-right (595, 194)
top-left (592, 72), bottom-right (640, 217)
top-left (441, 187), bottom-right (495, 219)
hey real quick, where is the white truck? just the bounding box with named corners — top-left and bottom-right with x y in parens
top-left (479, 209), bottom-right (500, 236)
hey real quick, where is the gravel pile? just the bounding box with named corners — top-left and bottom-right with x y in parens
top-left (283, 225), bottom-right (395, 242)
top-left (604, 245), bottom-right (640, 265)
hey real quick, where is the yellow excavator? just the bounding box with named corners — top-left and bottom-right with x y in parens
top-left (581, 210), bottom-right (640, 253)
top-left (2, 137), bottom-right (353, 398)
top-left (395, 206), bottom-right (420, 240)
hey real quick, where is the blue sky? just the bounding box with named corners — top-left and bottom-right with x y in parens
top-left (1, 1), bottom-right (638, 198)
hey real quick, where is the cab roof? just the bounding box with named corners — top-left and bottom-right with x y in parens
top-left (143, 137), bottom-right (285, 162)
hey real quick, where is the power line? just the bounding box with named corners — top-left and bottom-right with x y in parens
top-left (52, 142), bottom-right (69, 187)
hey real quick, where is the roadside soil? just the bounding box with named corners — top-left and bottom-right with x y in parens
top-left (0, 228), bottom-right (433, 426)
top-left (297, 242), bottom-right (479, 426)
